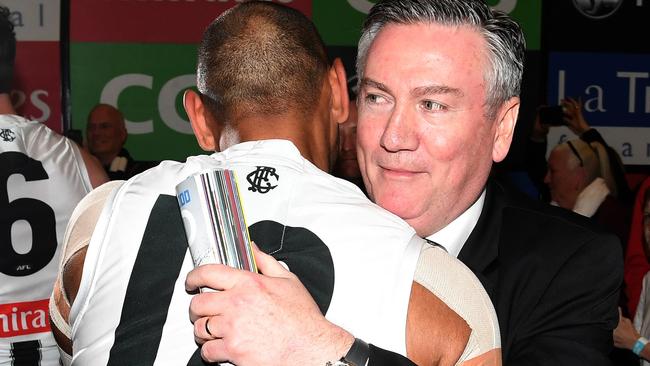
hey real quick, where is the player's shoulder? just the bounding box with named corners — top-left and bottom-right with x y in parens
top-left (0, 114), bottom-right (51, 145)
top-left (415, 245), bottom-right (500, 357)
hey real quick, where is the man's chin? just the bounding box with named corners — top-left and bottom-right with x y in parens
top-left (374, 193), bottom-right (421, 220)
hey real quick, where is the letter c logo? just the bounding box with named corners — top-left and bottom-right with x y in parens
top-left (347, 0), bottom-right (374, 14)
top-left (490, 0), bottom-right (517, 13)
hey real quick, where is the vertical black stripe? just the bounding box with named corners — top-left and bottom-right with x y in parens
top-left (107, 195), bottom-right (190, 365)
top-left (59, 0), bottom-right (71, 132)
top-left (11, 340), bottom-right (41, 366)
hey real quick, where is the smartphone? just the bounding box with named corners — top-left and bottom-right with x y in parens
top-left (538, 105), bottom-right (565, 126)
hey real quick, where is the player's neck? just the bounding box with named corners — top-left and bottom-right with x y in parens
top-left (224, 113), bottom-right (332, 173)
top-left (0, 94), bottom-right (17, 115)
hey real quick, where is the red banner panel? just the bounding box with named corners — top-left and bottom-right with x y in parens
top-left (71, 0), bottom-right (312, 44)
top-left (12, 42), bottom-right (62, 133)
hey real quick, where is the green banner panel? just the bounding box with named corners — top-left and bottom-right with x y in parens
top-left (314, 0), bottom-right (540, 50)
top-left (313, 0), bottom-right (372, 46)
top-left (70, 43), bottom-right (204, 162)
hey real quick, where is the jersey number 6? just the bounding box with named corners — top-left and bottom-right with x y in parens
top-left (0, 152), bottom-right (57, 276)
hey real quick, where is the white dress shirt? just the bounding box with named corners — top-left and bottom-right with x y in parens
top-left (426, 189), bottom-right (486, 258)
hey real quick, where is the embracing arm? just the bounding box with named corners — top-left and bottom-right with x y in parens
top-left (186, 248), bottom-right (478, 366)
top-left (49, 181), bottom-right (122, 358)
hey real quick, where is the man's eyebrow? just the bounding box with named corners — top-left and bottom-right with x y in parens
top-left (411, 85), bottom-right (464, 98)
top-left (360, 78), bottom-right (391, 94)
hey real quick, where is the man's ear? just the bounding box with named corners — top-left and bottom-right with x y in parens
top-left (492, 96), bottom-right (520, 163)
top-left (183, 89), bottom-right (218, 151)
top-left (328, 58), bottom-right (349, 125)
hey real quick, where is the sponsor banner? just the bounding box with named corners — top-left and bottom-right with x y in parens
top-left (70, 43), bottom-right (203, 162)
top-left (0, 299), bottom-right (50, 338)
top-left (0, 0), bottom-right (59, 41)
top-left (547, 52), bottom-right (650, 128)
top-left (543, 0), bottom-right (650, 53)
top-left (12, 42), bottom-right (61, 132)
top-left (1, 0), bottom-right (62, 132)
top-left (547, 51), bottom-right (650, 165)
top-left (314, 0), bottom-right (540, 49)
top-left (70, 0), bottom-right (311, 43)
top-left (548, 126), bottom-right (650, 166)
top-left (487, 0), bottom-right (541, 50)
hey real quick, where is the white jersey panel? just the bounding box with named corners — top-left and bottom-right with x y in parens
top-left (70, 140), bottom-right (422, 365)
top-left (0, 115), bottom-right (91, 365)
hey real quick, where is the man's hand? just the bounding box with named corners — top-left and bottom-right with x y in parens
top-left (614, 308), bottom-right (640, 351)
top-left (561, 97), bottom-right (590, 135)
top-left (185, 245), bottom-right (354, 366)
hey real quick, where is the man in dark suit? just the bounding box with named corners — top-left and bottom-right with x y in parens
top-left (458, 178), bottom-right (621, 363)
top-left (187, 0), bottom-right (623, 364)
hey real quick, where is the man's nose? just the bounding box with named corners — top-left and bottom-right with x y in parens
top-left (379, 105), bottom-right (417, 152)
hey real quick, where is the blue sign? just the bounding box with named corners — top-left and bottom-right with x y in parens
top-left (548, 52), bottom-right (650, 128)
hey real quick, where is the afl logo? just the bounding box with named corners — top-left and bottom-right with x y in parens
top-left (573, 0), bottom-right (623, 19)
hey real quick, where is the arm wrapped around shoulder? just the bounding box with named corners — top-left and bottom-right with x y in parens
top-left (410, 245), bottom-right (501, 366)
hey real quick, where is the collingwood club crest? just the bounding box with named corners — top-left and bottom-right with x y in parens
top-left (573, 0), bottom-right (623, 19)
top-left (247, 166), bottom-right (279, 194)
top-left (0, 128), bottom-right (16, 142)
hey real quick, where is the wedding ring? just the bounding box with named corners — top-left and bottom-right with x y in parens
top-left (205, 317), bottom-right (214, 338)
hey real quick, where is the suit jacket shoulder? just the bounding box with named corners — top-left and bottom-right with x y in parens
top-left (459, 178), bottom-right (623, 365)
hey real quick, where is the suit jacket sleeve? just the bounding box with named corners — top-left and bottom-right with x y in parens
top-left (506, 233), bottom-right (623, 366)
top-left (367, 344), bottom-right (417, 366)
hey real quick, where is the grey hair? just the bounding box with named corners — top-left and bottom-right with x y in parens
top-left (356, 0), bottom-right (525, 119)
top-left (560, 139), bottom-right (618, 198)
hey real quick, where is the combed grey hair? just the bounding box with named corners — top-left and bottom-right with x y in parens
top-left (356, 0), bottom-right (525, 119)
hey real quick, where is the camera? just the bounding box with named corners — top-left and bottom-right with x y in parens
top-left (538, 105), bottom-right (565, 126)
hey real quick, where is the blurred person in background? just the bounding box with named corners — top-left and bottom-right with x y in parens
top-left (332, 97), bottom-right (366, 195)
top-left (544, 137), bottom-right (631, 249)
top-left (527, 97), bottom-right (633, 204)
top-left (0, 6), bottom-right (107, 365)
top-left (86, 103), bottom-right (157, 180)
top-left (614, 185), bottom-right (650, 365)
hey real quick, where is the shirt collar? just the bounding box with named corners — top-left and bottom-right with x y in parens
top-left (426, 189), bottom-right (486, 258)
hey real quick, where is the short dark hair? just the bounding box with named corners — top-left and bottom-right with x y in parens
top-left (0, 6), bottom-right (15, 93)
top-left (197, 1), bottom-right (329, 124)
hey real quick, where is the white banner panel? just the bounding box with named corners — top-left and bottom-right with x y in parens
top-left (548, 126), bottom-right (650, 165)
top-left (0, 0), bottom-right (60, 41)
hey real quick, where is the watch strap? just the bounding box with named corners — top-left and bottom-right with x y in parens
top-left (342, 338), bottom-right (369, 366)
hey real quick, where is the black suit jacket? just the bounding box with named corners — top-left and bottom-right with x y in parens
top-left (369, 179), bottom-right (623, 365)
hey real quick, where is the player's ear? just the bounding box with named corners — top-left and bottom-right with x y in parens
top-left (328, 58), bottom-right (349, 125)
top-left (184, 89), bottom-right (218, 151)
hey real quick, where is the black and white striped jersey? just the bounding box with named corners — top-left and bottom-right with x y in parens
top-left (0, 115), bottom-right (92, 366)
top-left (69, 140), bottom-right (422, 365)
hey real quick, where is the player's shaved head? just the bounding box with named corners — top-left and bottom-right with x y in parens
top-left (197, 1), bottom-right (329, 124)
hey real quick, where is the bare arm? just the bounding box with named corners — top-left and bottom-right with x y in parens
top-left (407, 282), bottom-right (469, 365)
top-left (50, 181), bottom-right (122, 356)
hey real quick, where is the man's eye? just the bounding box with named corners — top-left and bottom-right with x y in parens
top-left (366, 94), bottom-right (382, 104)
top-left (421, 100), bottom-right (444, 111)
